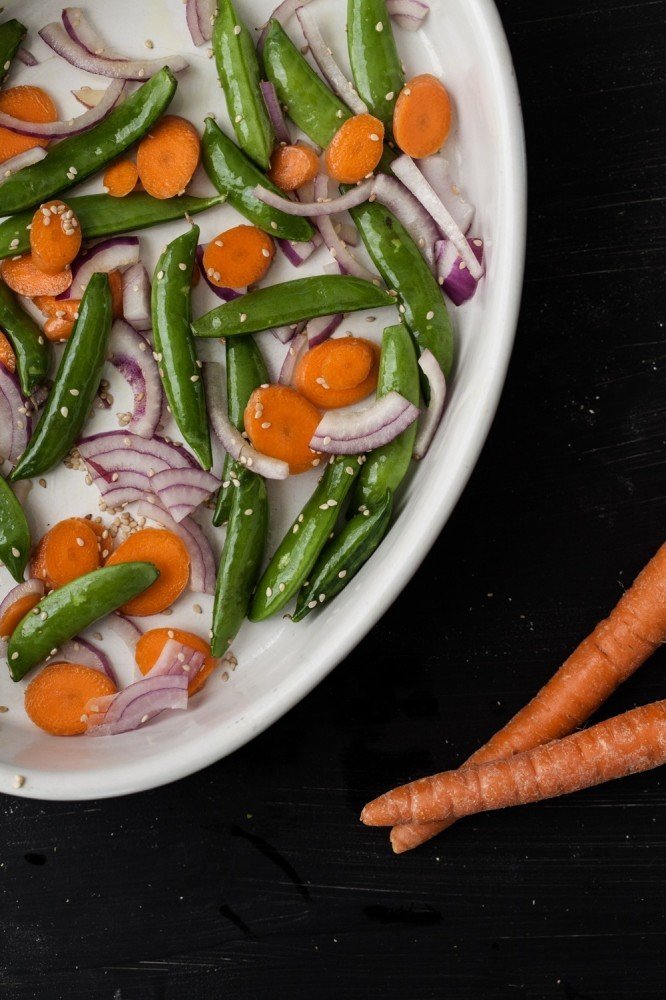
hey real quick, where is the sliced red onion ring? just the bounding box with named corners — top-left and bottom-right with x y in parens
top-left (16, 47), bottom-right (39, 67)
top-left (258, 0), bottom-right (314, 50)
top-left (195, 245), bottom-right (244, 301)
top-left (0, 580), bottom-right (44, 638)
top-left (311, 390), bottom-right (419, 454)
top-left (0, 147), bottom-right (47, 184)
top-left (108, 320), bottom-right (163, 439)
top-left (72, 86), bottom-right (106, 109)
top-left (205, 362), bottom-right (290, 480)
top-left (40, 22), bottom-right (189, 80)
top-left (372, 173), bottom-right (438, 272)
top-left (307, 313), bottom-right (343, 348)
top-left (278, 330), bottom-right (308, 385)
top-left (417, 156), bottom-right (474, 234)
top-left (0, 79), bottom-right (125, 139)
top-left (65, 236), bottom-right (140, 300)
top-left (150, 467), bottom-right (220, 523)
top-left (106, 612), bottom-right (143, 652)
top-left (147, 638), bottom-right (206, 680)
top-left (186, 0), bottom-right (206, 46)
top-left (194, 0), bottom-right (217, 43)
top-left (85, 674), bottom-right (188, 737)
top-left (335, 222), bottom-right (359, 247)
top-left (0, 364), bottom-right (30, 463)
top-left (391, 155), bottom-right (483, 279)
top-left (435, 236), bottom-right (484, 306)
top-left (260, 81), bottom-right (291, 145)
top-left (135, 500), bottom-right (216, 594)
top-left (271, 322), bottom-right (301, 344)
top-left (277, 233), bottom-right (322, 268)
top-left (414, 349), bottom-right (446, 460)
top-left (62, 7), bottom-right (127, 59)
top-left (313, 174), bottom-right (378, 280)
top-left (78, 433), bottom-right (199, 499)
top-left (121, 263), bottom-right (152, 333)
top-left (296, 7), bottom-right (368, 114)
top-left (58, 636), bottom-right (118, 686)
top-left (254, 179), bottom-right (374, 217)
top-left (386, 0), bottom-right (429, 30)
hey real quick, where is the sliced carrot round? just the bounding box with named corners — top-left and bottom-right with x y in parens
top-left (202, 225), bottom-right (275, 289)
top-left (0, 254), bottom-right (72, 298)
top-left (104, 528), bottom-right (190, 616)
top-left (29, 200), bottom-right (82, 275)
top-left (393, 74), bottom-right (451, 158)
top-left (0, 593), bottom-right (41, 639)
top-left (103, 159), bottom-right (139, 198)
top-left (0, 86), bottom-right (57, 165)
top-left (31, 517), bottom-right (102, 592)
top-left (294, 336), bottom-right (380, 409)
top-left (268, 142), bottom-right (320, 191)
top-left (324, 113), bottom-right (385, 184)
top-left (135, 627), bottom-right (219, 695)
top-left (25, 662), bottom-right (117, 736)
top-left (136, 115), bottom-right (201, 200)
top-left (244, 384), bottom-right (322, 474)
top-left (0, 329), bottom-right (16, 372)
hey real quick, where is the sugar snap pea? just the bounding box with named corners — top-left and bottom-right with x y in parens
top-left (213, 0), bottom-right (274, 169)
top-left (213, 336), bottom-right (268, 526)
top-left (192, 275), bottom-right (393, 338)
top-left (0, 473), bottom-right (30, 583)
top-left (293, 488), bottom-right (393, 621)
top-left (7, 562), bottom-right (159, 681)
top-left (249, 456), bottom-right (362, 622)
top-left (347, 0), bottom-right (404, 130)
top-left (211, 470), bottom-right (268, 655)
top-left (10, 272), bottom-right (112, 481)
top-left (201, 117), bottom-right (313, 242)
top-left (0, 192), bottom-right (224, 261)
top-left (354, 323), bottom-right (419, 509)
top-left (0, 67), bottom-right (177, 215)
top-left (0, 279), bottom-right (49, 395)
top-left (152, 226), bottom-right (212, 470)
top-left (0, 19), bottom-right (26, 84)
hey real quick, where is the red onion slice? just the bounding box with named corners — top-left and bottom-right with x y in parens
top-left (150, 467), bottom-right (220, 523)
top-left (0, 580), bottom-right (44, 638)
top-left (278, 330), bottom-right (308, 385)
top-left (307, 313), bottom-right (343, 347)
top-left (64, 236), bottom-right (140, 300)
top-left (195, 245), bottom-right (244, 301)
top-left (391, 155), bottom-right (483, 279)
top-left (276, 233), bottom-right (322, 268)
top-left (85, 674), bottom-right (188, 737)
top-left (271, 322), bottom-right (302, 344)
top-left (313, 175), bottom-right (378, 280)
top-left (135, 500), bottom-right (216, 595)
top-left (40, 22), bottom-right (189, 81)
top-left (260, 81), bottom-right (291, 145)
top-left (57, 636), bottom-right (118, 686)
top-left (79, 431), bottom-right (199, 478)
top-left (186, 0), bottom-right (206, 46)
top-left (254, 179), bottom-right (374, 217)
top-left (258, 0), bottom-right (314, 50)
top-left (386, 0), bottom-right (430, 31)
top-left (417, 156), bottom-right (474, 233)
top-left (372, 173), bottom-right (439, 272)
top-left (195, 0), bottom-right (217, 43)
top-left (146, 638), bottom-right (206, 680)
top-left (106, 612), bottom-right (143, 652)
top-left (336, 222), bottom-right (359, 247)
top-left (296, 7), bottom-right (368, 114)
top-left (0, 79), bottom-right (125, 139)
top-left (0, 364), bottom-right (30, 463)
top-left (205, 362), bottom-right (290, 480)
top-left (108, 320), bottom-right (163, 439)
top-left (414, 349), bottom-right (446, 459)
top-left (0, 148), bottom-right (47, 185)
top-left (62, 7), bottom-right (128, 59)
top-left (310, 391), bottom-right (419, 454)
top-left (16, 47), bottom-right (39, 67)
top-left (435, 236), bottom-right (484, 306)
top-left (121, 263), bottom-right (152, 333)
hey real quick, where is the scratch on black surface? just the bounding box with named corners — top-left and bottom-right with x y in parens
top-left (218, 904), bottom-right (254, 938)
top-left (364, 903), bottom-right (443, 926)
top-left (230, 825), bottom-right (311, 901)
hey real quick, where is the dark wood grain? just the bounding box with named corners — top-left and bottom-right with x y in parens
top-left (1, 2), bottom-right (665, 997)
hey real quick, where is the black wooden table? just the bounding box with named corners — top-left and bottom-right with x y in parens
top-left (2, 2), bottom-right (664, 997)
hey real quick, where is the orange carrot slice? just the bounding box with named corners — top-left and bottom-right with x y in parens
top-left (0, 86), bottom-right (58, 165)
top-left (103, 159), bottom-right (139, 198)
top-left (29, 200), bottom-right (82, 275)
top-left (25, 662), bottom-right (117, 736)
top-left (0, 254), bottom-right (72, 297)
top-left (0, 592), bottom-right (41, 639)
top-left (324, 113), bottom-right (384, 184)
top-left (35, 296), bottom-right (79, 340)
top-left (0, 329), bottom-right (16, 372)
top-left (136, 115), bottom-right (201, 200)
top-left (244, 384), bottom-right (322, 474)
top-left (135, 627), bottom-right (219, 695)
top-left (104, 528), bottom-right (190, 616)
top-left (268, 142), bottom-right (320, 191)
top-left (202, 225), bottom-right (275, 289)
top-left (108, 268), bottom-right (124, 318)
top-left (393, 74), bottom-right (451, 158)
top-left (294, 336), bottom-right (380, 409)
top-left (31, 517), bottom-right (103, 591)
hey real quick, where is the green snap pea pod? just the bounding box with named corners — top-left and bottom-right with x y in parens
top-left (213, 336), bottom-right (268, 526)
top-left (213, 0), bottom-right (274, 169)
top-left (9, 272), bottom-right (112, 482)
top-left (0, 67), bottom-right (177, 215)
top-left (0, 473), bottom-right (30, 583)
top-left (249, 456), bottom-right (362, 622)
top-left (347, 0), bottom-right (404, 131)
top-left (354, 323), bottom-right (419, 509)
top-left (193, 275), bottom-right (393, 338)
top-left (201, 118), bottom-right (313, 242)
top-left (152, 226), bottom-right (212, 470)
top-left (293, 488), bottom-right (393, 621)
top-left (7, 562), bottom-right (158, 680)
top-left (350, 201), bottom-right (454, 378)
top-left (0, 280), bottom-right (49, 395)
top-left (0, 192), bottom-right (224, 261)
top-left (0, 19), bottom-right (26, 84)
top-left (211, 470), bottom-right (268, 655)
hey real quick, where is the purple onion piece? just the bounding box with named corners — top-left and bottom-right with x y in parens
top-left (0, 79), bottom-right (125, 139)
top-left (108, 319), bottom-right (162, 439)
top-left (417, 155), bottom-right (475, 233)
top-left (386, 0), bottom-right (430, 31)
top-left (254, 179), bottom-right (374, 217)
top-left (57, 636), bottom-right (118, 687)
top-left (307, 313), bottom-right (343, 348)
top-left (257, 0), bottom-right (314, 51)
top-left (414, 349), bottom-right (447, 460)
top-left (195, 0), bottom-right (217, 42)
top-left (296, 7), bottom-right (367, 113)
top-left (121, 263), bottom-right (152, 332)
top-left (16, 47), bottom-right (38, 67)
top-left (79, 430), bottom-right (198, 469)
top-left (435, 237), bottom-right (484, 306)
top-left (150, 466), bottom-right (220, 523)
top-left (186, 0), bottom-right (206, 46)
top-left (62, 6), bottom-right (128, 59)
top-left (135, 500), bottom-right (216, 595)
top-left (313, 175), bottom-right (378, 280)
top-left (260, 81), bottom-right (291, 145)
top-left (0, 148), bottom-right (47, 184)
top-left (146, 638), bottom-right (206, 680)
top-left (106, 613), bottom-right (143, 652)
top-left (85, 674), bottom-right (188, 737)
top-left (0, 364), bottom-right (30, 463)
top-left (63, 236), bottom-right (140, 300)
top-left (310, 391), bottom-right (420, 454)
top-left (40, 21), bottom-right (188, 80)
top-left (372, 173), bottom-right (439, 272)
top-left (278, 330), bottom-right (309, 385)
top-left (276, 233), bottom-right (322, 268)
top-left (0, 580), bottom-right (44, 637)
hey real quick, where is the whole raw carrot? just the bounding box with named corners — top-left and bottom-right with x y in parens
top-left (363, 700), bottom-right (666, 826)
top-left (391, 541), bottom-right (666, 852)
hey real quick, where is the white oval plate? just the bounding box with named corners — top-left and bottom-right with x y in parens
top-left (0, 0), bottom-right (525, 799)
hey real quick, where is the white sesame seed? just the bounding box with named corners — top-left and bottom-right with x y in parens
top-left (193, 604), bottom-right (203, 614)
top-left (11, 652), bottom-right (18, 660)
top-left (178, 262), bottom-right (187, 271)
top-left (190, 374), bottom-right (200, 382)
top-left (426, 310), bottom-right (434, 320)
top-left (240, 313), bottom-right (247, 323)
top-left (145, 39), bottom-right (154, 48)
top-left (157, 270), bottom-right (164, 280)
top-left (270, 221), bottom-right (277, 230)
top-left (244, 508), bottom-right (253, 516)
top-left (323, 435), bottom-right (331, 446)
top-left (233, 24), bottom-right (242, 34)
top-left (308, 600), bottom-right (317, 609)
top-left (265, 587), bottom-right (272, 598)
top-left (12, 774), bottom-right (24, 788)
top-left (60, 406), bottom-right (68, 418)
top-left (369, 133), bottom-right (380, 142)
top-left (11, 546), bottom-right (19, 558)
top-left (261, 421), bottom-right (271, 429)
top-left (385, 91), bottom-right (394, 101)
